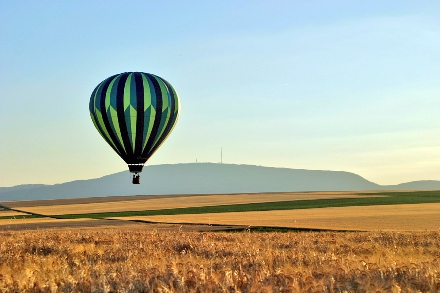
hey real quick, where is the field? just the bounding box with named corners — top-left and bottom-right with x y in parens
top-left (1, 190), bottom-right (440, 292)
top-left (1, 190), bottom-right (440, 231)
top-left (114, 202), bottom-right (440, 231)
top-left (1, 229), bottom-right (440, 292)
top-left (4, 192), bottom-right (379, 216)
top-left (0, 210), bottom-right (27, 218)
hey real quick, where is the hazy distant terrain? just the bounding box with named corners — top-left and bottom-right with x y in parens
top-left (0, 163), bottom-right (439, 201)
top-left (0, 184), bottom-right (46, 194)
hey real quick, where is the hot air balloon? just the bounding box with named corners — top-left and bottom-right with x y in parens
top-left (89, 72), bottom-right (180, 184)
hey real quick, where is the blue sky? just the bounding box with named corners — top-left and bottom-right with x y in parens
top-left (1, 1), bottom-right (439, 187)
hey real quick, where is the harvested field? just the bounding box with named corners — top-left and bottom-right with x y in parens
top-left (0, 215), bottom-right (248, 232)
top-left (0, 229), bottom-right (439, 292)
top-left (0, 217), bottom-right (93, 225)
top-left (8, 191), bottom-right (381, 216)
top-left (114, 203), bottom-right (440, 231)
top-left (0, 210), bottom-right (27, 217)
top-left (0, 218), bottom-right (154, 231)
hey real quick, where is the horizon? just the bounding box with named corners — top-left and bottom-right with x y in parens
top-left (1, 1), bottom-right (439, 187)
top-left (1, 162), bottom-right (438, 189)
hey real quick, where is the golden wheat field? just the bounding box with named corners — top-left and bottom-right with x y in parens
top-left (0, 229), bottom-right (440, 292)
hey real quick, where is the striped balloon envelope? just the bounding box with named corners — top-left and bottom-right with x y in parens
top-left (89, 72), bottom-right (180, 184)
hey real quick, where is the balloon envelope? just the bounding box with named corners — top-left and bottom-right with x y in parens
top-left (89, 72), bottom-right (180, 172)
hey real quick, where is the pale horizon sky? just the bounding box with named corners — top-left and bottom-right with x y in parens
top-left (1, 1), bottom-right (439, 187)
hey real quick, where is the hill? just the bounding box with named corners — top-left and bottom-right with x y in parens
top-left (384, 180), bottom-right (440, 191)
top-left (0, 184), bottom-right (47, 194)
top-left (0, 163), bottom-right (439, 201)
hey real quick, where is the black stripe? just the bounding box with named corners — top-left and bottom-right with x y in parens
top-left (99, 75), bottom-right (127, 161)
top-left (90, 81), bottom-right (120, 155)
top-left (141, 74), bottom-right (163, 158)
top-left (134, 72), bottom-right (145, 159)
top-left (89, 86), bottom-right (98, 113)
top-left (91, 115), bottom-right (122, 157)
top-left (116, 73), bottom-right (133, 159)
top-left (146, 78), bottom-right (177, 157)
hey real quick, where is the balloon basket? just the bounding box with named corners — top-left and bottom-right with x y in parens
top-left (128, 164), bottom-right (143, 184)
top-left (132, 173), bottom-right (140, 184)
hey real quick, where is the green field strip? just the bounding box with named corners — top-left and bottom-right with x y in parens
top-left (53, 190), bottom-right (440, 220)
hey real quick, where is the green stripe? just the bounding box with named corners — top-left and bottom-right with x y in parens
top-left (151, 109), bottom-right (170, 150)
top-left (147, 81), bottom-right (180, 157)
top-left (123, 74), bottom-right (136, 152)
top-left (130, 74), bottom-right (138, 153)
top-left (130, 106), bottom-right (137, 153)
top-left (105, 78), bottom-right (116, 113)
top-left (142, 74), bottom-right (156, 151)
top-left (123, 74), bottom-right (132, 111)
top-left (151, 77), bottom-right (171, 147)
top-left (104, 77), bottom-right (125, 153)
top-left (173, 87), bottom-right (180, 116)
top-left (92, 79), bottom-right (104, 114)
top-left (142, 74), bottom-right (152, 111)
top-left (90, 79), bottom-right (121, 153)
top-left (143, 107), bottom-right (156, 151)
top-left (158, 77), bottom-right (169, 112)
top-left (109, 106), bottom-right (125, 152)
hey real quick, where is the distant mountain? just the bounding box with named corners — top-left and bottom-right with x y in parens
top-left (0, 184), bottom-right (47, 194)
top-left (384, 180), bottom-right (440, 191)
top-left (0, 163), bottom-right (438, 202)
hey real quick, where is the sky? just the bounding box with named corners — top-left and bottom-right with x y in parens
top-left (1, 1), bottom-right (439, 187)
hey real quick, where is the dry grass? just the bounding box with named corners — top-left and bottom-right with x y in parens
top-left (0, 229), bottom-right (439, 292)
top-left (113, 203), bottom-right (440, 231)
top-left (14, 192), bottom-right (380, 216)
